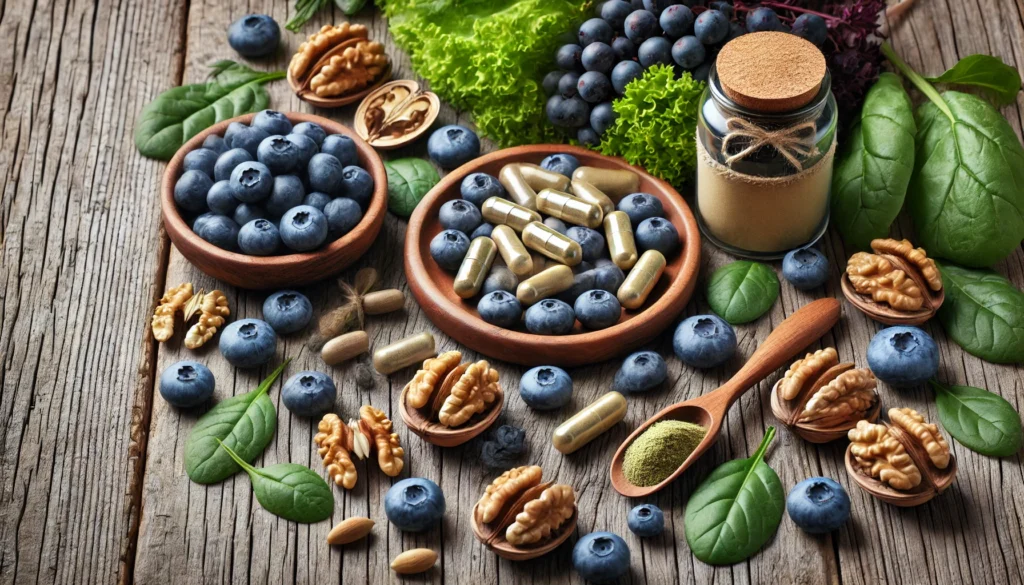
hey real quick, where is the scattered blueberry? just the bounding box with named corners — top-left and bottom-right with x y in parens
top-left (307, 153), bottom-right (344, 197)
top-left (291, 122), bottom-right (327, 147)
top-left (232, 203), bottom-right (265, 227)
top-left (183, 148), bottom-right (218, 179)
top-left (385, 478), bottom-right (445, 532)
top-left (439, 199), bottom-right (483, 234)
top-left (618, 193), bottom-right (664, 227)
top-left (866, 326), bottom-right (939, 387)
top-left (428, 125), bottom-right (480, 169)
top-left (321, 134), bottom-right (358, 167)
top-left (265, 175), bottom-right (305, 218)
top-left (613, 351), bottom-right (667, 393)
top-left (477, 290), bottom-right (523, 328)
top-left (202, 134), bottom-right (229, 155)
top-left (601, 0), bottom-right (633, 29)
top-left (524, 299), bottom-right (576, 335)
top-left (782, 247), bottom-right (829, 290)
top-left (578, 17), bottom-right (614, 46)
top-left (281, 371), bottom-right (336, 417)
top-left (219, 318), bottom-right (277, 368)
top-left (206, 180), bottom-right (239, 216)
top-left (574, 289), bottom-right (621, 330)
top-left (792, 14), bottom-right (828, 46)
top-left (227, 14), bottom-right (280, 57)
top-left (543, 217), bottom-right (569, 235)
top-left (624, 9), bottom-right (661, 44)
top-left (578, 71), bottom-right (612, 103)
top-left (627, 504), bottom-right (664, 538)
top-left (694, 9), bottom-right (729, 44)
top-left (324, 197), bottom-right (362, 238)
top-left (787, 477), bottom-right (851, 534)
top-left (263, 290), bottom-right (312, 334)
top-left (195, 214), bottom-right (240, 251)
top-left (480, 424), bottom-right (528, 470)
top-left (673, 314), bottom-right (736, 368)
top-left (590, 102), bottom-right (617, 135)
top-left (430, 229), bottom-right (471, 270)
top-left (279, 205), bottom-right (328, 252)
top-left (611, 60), bottom-right (645, 94)
top-left (573, 532), bottom-right (630, 584)
top-left (302, 191), bottom-right (331, 212)
top-left (229, 161), bottom-right (273, 203)
top-left (470, 222), bottom-right (494, 239)
top-left (638, 37), bottom-right (673, 68)
top-left (461, 172), bottom-right (505, 207)
top-left (611, 36), bottom-right (637, 61)
top-left (660, 4), bottom-right (695, 38)
top-left (227, 124), bottom-right (270, 158)
top-left (340, 165), bottom-right (374, 210)
top-left (566, 226), bottom-right (606, 262)
top-left (672, 36), bottom-right (705, 70)
top-left (213, 147), bottom-right (252, 182)
top-left (238, 219), bottom-right (280, 256)
top-left (256, 135), bottom-right (300, 174)
top-left (519, 366), bottom-right (573, 410)
top-left (159, 361), bottom-right (215, 408)
top-left (251, 110), bottom-right (292, 136)
top-left (582, 42), bottom-right (617, 74)
top-left (746, 7), bottom-right (781, 32)
top-left (556, 43), bottom-right (584, 71)
top-left (174, 170), bottom-right (213, 213)
top-left (635, 217), bottom-right (678, 255)
top-left (482, 265), bottom-right (518, 295)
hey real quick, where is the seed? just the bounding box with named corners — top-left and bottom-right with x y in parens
top-left (390, 548), bottom-right (437, 574)
top-left (327, 517), bottom-right (374, 545)
top-left (321, 331), bottom-right (370, 366)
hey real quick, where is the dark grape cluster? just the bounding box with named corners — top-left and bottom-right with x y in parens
top-left (543, 1), bottom-right (830, 145)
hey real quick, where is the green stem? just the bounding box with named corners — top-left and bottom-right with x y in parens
top-left (928, 379), bottom-right (948, 394)
top-left (253, 359), bottom-right (291, 400)
top-left (216, 439), bottom-right (258, 475)
top-left (881, 42), bottom-right (954, 122)
top-left (752, 426), bottom-right (776, 463)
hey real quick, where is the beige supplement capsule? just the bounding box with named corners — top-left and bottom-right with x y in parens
top-left (454, 236), bottom-right (497, 298)
top-left (552, 391), bottom-right (628, 454)
top-left (362, 289), bottom-right (405, 315)
top-left (516, 264), bottom-right (575, 305)
top-left (536, 188), bottom-right (604, 229)
top-left (481, 196), bottom-right (543, 232)
top-left (321, 331), bottom-right (370, 366)
top-left (571, 179), bottom-right (615, 215)
top-left (373, 332), bottom-right (436, 374)
top-left (618, 249), bottom-right (667, 310)
top-left (521, 221), bottom-right (583, 266)
top-left (604, 211), bottom-right (639, 270)
top-left (498, 164), bottom-right (538, 210)
top-left (571, 166), bottom-right (640, 200)
top-left (518, 163), bottom-right (571, 192)
top-left (491, 225), bottom-right (534, 277)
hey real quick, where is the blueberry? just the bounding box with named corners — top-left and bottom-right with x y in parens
top-left (430, 229), bottom-right (471, 270)
top-left (618, 193), bottom-right (664, 227)
top-left (611, 60), bottom-right (645, 95)
top-left (385, 478), bottom-right (445, 532)
top-left (324, 197), bottom-right (362, 238)
top-left (227, 14), bottom-right (280, 57)
top-left (611, 36), bottom-right (637, 61)
top-left (238, 218), bottom-right (280, 255)
top-left (202, 134), bottom-right (229, 154)
top-left (582, 42), bottom-right (616, 74)
top-left (726, 21), bottom-right (748, 42)
top-left (207, 180), bottom-right (239, 216)
top-left (254, 114), bottom-right (292, 143)
top-left (174, 170), bottom-right (213, 212)
top-left (336, 166), bottom-right (372, 210)
top-left (746, 7), bottom-right (780, 32)
top-left (635, 217), bottom-right (678, 255)
top-left (560, 96), bottom-right (592, 127)
top-left (638, 37), bottom-right (673, 68)
top-left (525, 299), bottom-right (576, 335)
top-left (578, 71), bottom-right (612, 103)
top-left (520, 366), bottom-right (573, 410)
top-left (159, 361), bottom-right (215, 408)
top-left (470, 222), bottom-right (494, 239)
top-left (282, 371), bottom-right (336, 417)
top-left (319, 134), bottom-right (358, 167)
top-left (574, 260), bottom-right (595, 275)
top-left (695, 9), bottom-right (729, 44)
top-left (478, 290), bottom-right (523, 328)
top-left (543, 70), bottom-right (564, 96)
top-left (436, 200), bottom-right (481, 235)
top-left (540, 154), bottom-right (580, 178)
top-left (302, 191), bottom-right (331, 212)
top-left (642, 0), bottom-right (674, 15)
top-left (191, 212), bottom-right (216, 234)
top-left (566, 226), bottom-right (606, 262)
top-left (624, 9), bottom-right (661, 44)
top-left (256, 135), bottom-right (299, 174)
top-left (307, 153), bottom-right (344, 197)
top-left (556, 43), bottom-right (584, 72)
top-left (230, 161), bottom-right (273, 203)
top-left (613, 351), bottom-right (667, 393)
top-left (782, 247), bottom-right (829, 290)
top-left (673, 315), bottom-right (737, 368)
top-left (480, 424), bottom-right (527, 469)
top-left (660, 4), bottom-right (695, 38)
top-left (601, 0), bottom-right (633, 29)
top-left (265, 175), bottom-right (305, 218)
top-left (672, 36), bottom-right (706, 69)
top-left (578, 17), bottom-right (614, 46)
top-left (279, 205), bottom-right (328, 252)
top-left (291, 122), bottom-right (327, 147)
top-left (590, 102), bottom-right (617, 135)
top-left (787, 477), bottom-right (851, 534)
top-left (214, 147), bottom-right (253, 182)
top-left (792, 14), bottom-right (828, 47)
top-left (461, 172), bottom-right (505, 207)
top-left (227, 124), bottom-right (270, 158)
top-left (232, 203), bottom-right (265, 227)
top-left (592, 263), bottom-right (626, 291)
top-left (710, 1), bottom-right (734, 18)
top-left (544, 217), bottom-right (569, 234)
top-left (574, 289), bottom-right (621, 330)
top-left (219, 318), bottom-right (277, 368)
top-left (866, 326), bottom-right (939, 387)
top-left (262, 290), bottom-right (312, 334)
top-left (428, 125), bottom-right (480, 169)
top-left (195, 214), bottom-right (240, 251)
top-left (573, 532), bottom-right (630, 583)
top-left (558, 71), bottom-right (582, 98)
top-left (627, 504), bottom-right (664, 537)
top-left (184, 148), bottom-right (219, 179)
top-left (482, 265), bottom-right (518, 295)
top-left (557, 270), bottom-right (598, 305)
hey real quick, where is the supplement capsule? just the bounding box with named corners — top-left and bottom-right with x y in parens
top-left (321, 330), bottom-right (370, 366)
top-left (373, 332), bottom-right (436, 374)
top-left (552, 391), bottom-right (628, 454)
top-left (516, 264), bottom-right (575, 306)
top-left (521, 221), bottom-right (583, 266)
top-left (571, 166), bottom-right (640, 200)
top-left (536, 188), bottom-right (604, 229)
top-left (362, 289), bottom-right (405, 315)
top-left (481, 196), bottom-right (543, 232)
top-left (618, 249), bottom-right (666, 310)
top-left (571, 179), bottom-right (615, 216)
top-left (518, 163), bottom-right (571, 192)
top-left (498, 164), bottom-right (538, 210)
top-left (491, 225), bottom-right (534, 277)
top-left (604, 211), bottom-right (639, 270)
top-left (454, 236), bottom-right (497, 298)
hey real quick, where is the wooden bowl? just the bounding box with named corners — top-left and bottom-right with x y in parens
top-left (161, 112), bottom-right (387, 289)
top-left (398, 382), bottom-right (504, 447)
top-left (286, 38), bottom-right (394, 108)
top-left (404, 145), bottom-right (701, 367)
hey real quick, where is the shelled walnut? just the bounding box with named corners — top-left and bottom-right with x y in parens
top-left (846, 407), bottom-right (957, 507)
top-left (184, 290), bottom-right (229, 349)
top-left (841, 238), bottom-right (944, 325)
top-left (471, 466), bottom-right (577, 561)
top-left (771, 347), bottom-right (880, 443)
top-left (152, 283), bottom-right (194, 341)
top-left (313, 407), bottom-right (404, 490)
top-left (287, 23), bottom-right (391, 106)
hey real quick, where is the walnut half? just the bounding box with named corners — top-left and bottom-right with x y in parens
top-left (843, 238), bottom-right (943, 320)
top-left (848, 419), bottom-right (922, 490)
top-left (848, 407), bottom-right (954, 496)
top-left (476, 465), bottom-right (542, 524)
top-left (798, 368), bottom-right (877, 427)
top-left (152, 283), bottom-right (193, 342)
top-left (438, 361), bottom-right (500, 428)
top-left (504, 484), bottom-right (576, 546)
top-left (360, 405), bottom-right (404, 477)
top-left (184, 290), bottom-right (229, 349)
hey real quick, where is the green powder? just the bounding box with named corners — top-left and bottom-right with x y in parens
top-left (623, 420), bottom-right (708, 487)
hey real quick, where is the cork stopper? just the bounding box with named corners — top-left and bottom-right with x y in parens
top-left (716, 32), bottom-right (826, 113)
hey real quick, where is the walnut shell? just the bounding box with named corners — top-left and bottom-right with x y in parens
top-left (287, 29), bottom-right (392, 107)
top-left (841, 238), bottom-right (944, 325)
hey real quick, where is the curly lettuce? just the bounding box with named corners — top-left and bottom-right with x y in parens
top-left (382, 0), bottom-right (589, 147)
top-left (598, 65), bottom-right (704, 187)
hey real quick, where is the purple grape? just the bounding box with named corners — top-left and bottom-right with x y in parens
top-left (726, 22), bottom-right (747, 42)
top-left (543, 71), bottom-right (562, 95)
top-left (612, 36), bottom-right (637, 60)
top-left (561, 97), bottom-right (592, 128)
top-left (694, 9), bottom-right (729, 44)
top-left (671, 36), bottom-right (705, 69)
top-left (746, 7), bottom-right (780, 32)
top-left (659, 5), bottom-right (695, 39)
top-left (611, 60), bottom-right (644, 94)
top-left (582, 42), bottom-right (617, 74)
top-left (546, 95), bottom-right (569, 126)
top-left (578, 18), bottom-right (614, 46)
top-left (559, 71), bottom-right (582, 98)
top-left (578, 71), bottom-right (613, 103)
top-left (624, 9), bottom-right (660, 43)
top-left (600, 0), bottom-right (633, 29)
top-left (578, 126), bottom-right (600, 146)
top-left (792, 14), bottom-right (827, 46)
top-left (556, 43), bottom-right (584, 71)
top-left (590, 102), bottom-right (617, 135)
top-left (710, 1), bottom-right (734, 18)
top-left (642, 0), bottom-right (675, 16)
top-left (638, 37), bottom-right (673, 68)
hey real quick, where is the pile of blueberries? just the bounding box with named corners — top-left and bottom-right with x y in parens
top-left (173, 110), bottom-right (375, 256)
top-left (544, 0), bottom-right (829, 144)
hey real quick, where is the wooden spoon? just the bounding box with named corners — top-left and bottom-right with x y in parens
top-left (609, 298), bottom-right (841, 497)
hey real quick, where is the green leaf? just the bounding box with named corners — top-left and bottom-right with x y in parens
top-left (936, 262), bottom-right (1024, 364)
top-left (385, 158), bottom-right (440, 217)
top-left (925, 55), bottom-right (1023, 107)
top-left (932, 380), bottom-right (1023, 457)
top-left (831, 73), bottom-right (916, 250)
top-left (184, 361), bottom-right (289, 484)
top-left (684, 428), bottom-right (784, 565)
top-left (217, 441), bottom-right (334, 523)
top-left (334, 0), bottom-right (367, 14)
top-left (706, 261), bottom-right (779, 324)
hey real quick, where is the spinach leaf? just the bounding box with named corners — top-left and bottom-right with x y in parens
top-left (134, 62), bottom-right (285, 161)
top-left (932, 380), bottom-right (1023, 457)
top-left (831, 72), bottom-right (916, 250)
top-left (684, 428), bottom-right (784, 565)
top-left (217, 441), bottom-right (334, 523)
top-left (936, 262), bottom-right (1024, 364)
top-left (706, 261), bottom-right (779, 324)
top-left (925, 55), bottom-right (1022, 107)
top-left (334, 0), bottom-right (368, 14)
top-left (185, 361), bottom-right (288, 484)
top-left (385, 158), bottom-right (440, 217)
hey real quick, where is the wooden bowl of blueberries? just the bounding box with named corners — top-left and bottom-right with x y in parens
top-left (161, 111), bottom-right (387, 289)
top-left (405, 145), bottom-right (701, 367)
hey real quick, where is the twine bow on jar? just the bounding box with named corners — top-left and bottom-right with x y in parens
top-left (721, 118), bottom-right (820, 171)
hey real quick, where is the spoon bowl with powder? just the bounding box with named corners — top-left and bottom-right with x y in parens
top-left (609, 298), bottom-right (841, 497)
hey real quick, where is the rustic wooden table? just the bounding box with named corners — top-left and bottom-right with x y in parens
top-left (3, 1), bottom-right (1023, 584)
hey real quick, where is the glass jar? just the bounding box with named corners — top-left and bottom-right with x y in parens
top-left (696, 63), bottom-right (838, 259)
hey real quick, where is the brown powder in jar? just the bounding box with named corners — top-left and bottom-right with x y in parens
top-left (716, 32), bottom-right (826, 112)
